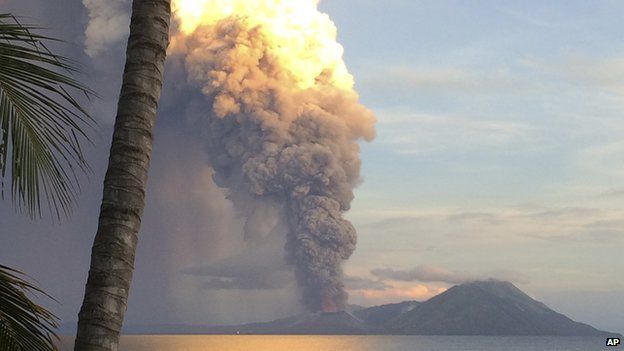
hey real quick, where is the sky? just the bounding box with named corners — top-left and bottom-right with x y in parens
top-left (1, 0), bottom-right (623, 334)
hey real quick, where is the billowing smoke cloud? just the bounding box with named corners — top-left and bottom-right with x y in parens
top-left (170, 1), bottom-right (376, 312)
top-left (82, 0), bottom-right (130, 57)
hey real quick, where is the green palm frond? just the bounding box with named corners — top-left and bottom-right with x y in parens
top-left (0, 13), bottom-right (94, 218)
top-left (0, 265), bottom-right (59, 351)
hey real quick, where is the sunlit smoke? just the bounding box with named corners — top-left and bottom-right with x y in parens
top-left (171, 0), bottom-right (352, 90)
top-left (170, 0), bottom-right (375, 312)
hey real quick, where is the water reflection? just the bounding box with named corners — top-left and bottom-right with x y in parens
top-left (59, 335), bottom-right (607, 351)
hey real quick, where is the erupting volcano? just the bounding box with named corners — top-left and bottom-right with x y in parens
top-left (170, 0), bottom-right (376, 312)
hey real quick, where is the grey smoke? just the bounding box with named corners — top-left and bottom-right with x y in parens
top-left (82, 0), bottom-right (130, 57)
top-left (200, 273), bottom-right (291, 291)
top-left (176, 19), bottom-right (375, 311)
top-left (184, 240), bottom-right (294, 291)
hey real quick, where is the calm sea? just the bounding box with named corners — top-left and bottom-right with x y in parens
top-left (59, 335), bottom-right (619, 351)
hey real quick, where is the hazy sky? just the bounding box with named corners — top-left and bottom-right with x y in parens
top-left (1, 0), bottom-right (623, 334)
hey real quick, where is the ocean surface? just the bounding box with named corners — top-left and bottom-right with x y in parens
top-left (59, 335), bottom-right (619, 351)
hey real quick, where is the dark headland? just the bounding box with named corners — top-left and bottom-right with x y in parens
top-left (198, 280), bottom-right (619, 336)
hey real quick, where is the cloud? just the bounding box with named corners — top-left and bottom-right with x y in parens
top-left (343, 264), bottom-right (528, 307)
top-left (359, 206), bottom-right (624, 245)
top-left (343, 275), bottom-right (388, 291)
top-left (183, 240), bottom-right (295, 291)
top-left (347, 204), bottom-right (623, 299)
top-left (496, 7), bottom-right (556, 28)
top-left (348, 283), bottom-right (447, 306)
top-left (371, 265), bottom-right (476, 285)
top-left (560, 56), bottom-right (624, 95)
top-left (520, 54), bottom-right (624, 96)
top-left (577, 141), bottom-right (624, 178)
top-left (446, 212), bottom-right (504, 225)
top-left (596, 188), bottom-right (624, 199)
top-left (200, 272), bottom-right (291, 291)
top-left (362, 66), bottom-right (520, 94)
top-left (82, 0), bottom-right (131, 57)
top-left (527, 207), bottom-right (604, 220)
top-left (370, 265), bottom-right (529, 285)
top-left (376, 110), bottom-right (537, 155)
top-left (367, 57), bottom-right (624, 156)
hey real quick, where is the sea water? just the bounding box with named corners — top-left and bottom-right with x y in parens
top-left (59, 335), bottom-right (619, 351)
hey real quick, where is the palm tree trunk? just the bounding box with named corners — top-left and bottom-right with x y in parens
top-left (74, 1), bottom-right (171, 350)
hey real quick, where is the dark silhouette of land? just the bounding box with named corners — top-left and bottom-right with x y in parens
top-left (60, 280), bottom-right (619, 336)
top-left (201, 280), bottom-right (618, 336)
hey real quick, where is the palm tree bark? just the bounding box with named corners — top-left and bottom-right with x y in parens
top-left (74, 1), bottom-right (171, 350)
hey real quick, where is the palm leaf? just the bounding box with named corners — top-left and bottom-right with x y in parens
top-left (0, 265), bottom-right (59, 351)
top-left (0, 13), bottom-right (94, 218)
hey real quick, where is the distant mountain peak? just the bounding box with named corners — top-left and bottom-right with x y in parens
top-left (448, 280), bottom-right (533, 303)
top-left (389, 280), bottom-right (614, 336)
top-left (465, 278), bottom-right (514, 286)
top-left (464, 279), bottom-right (521, 289)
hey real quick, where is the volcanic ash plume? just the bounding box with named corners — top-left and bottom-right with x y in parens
top-left (171, 0), bottom-right (376, 312)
